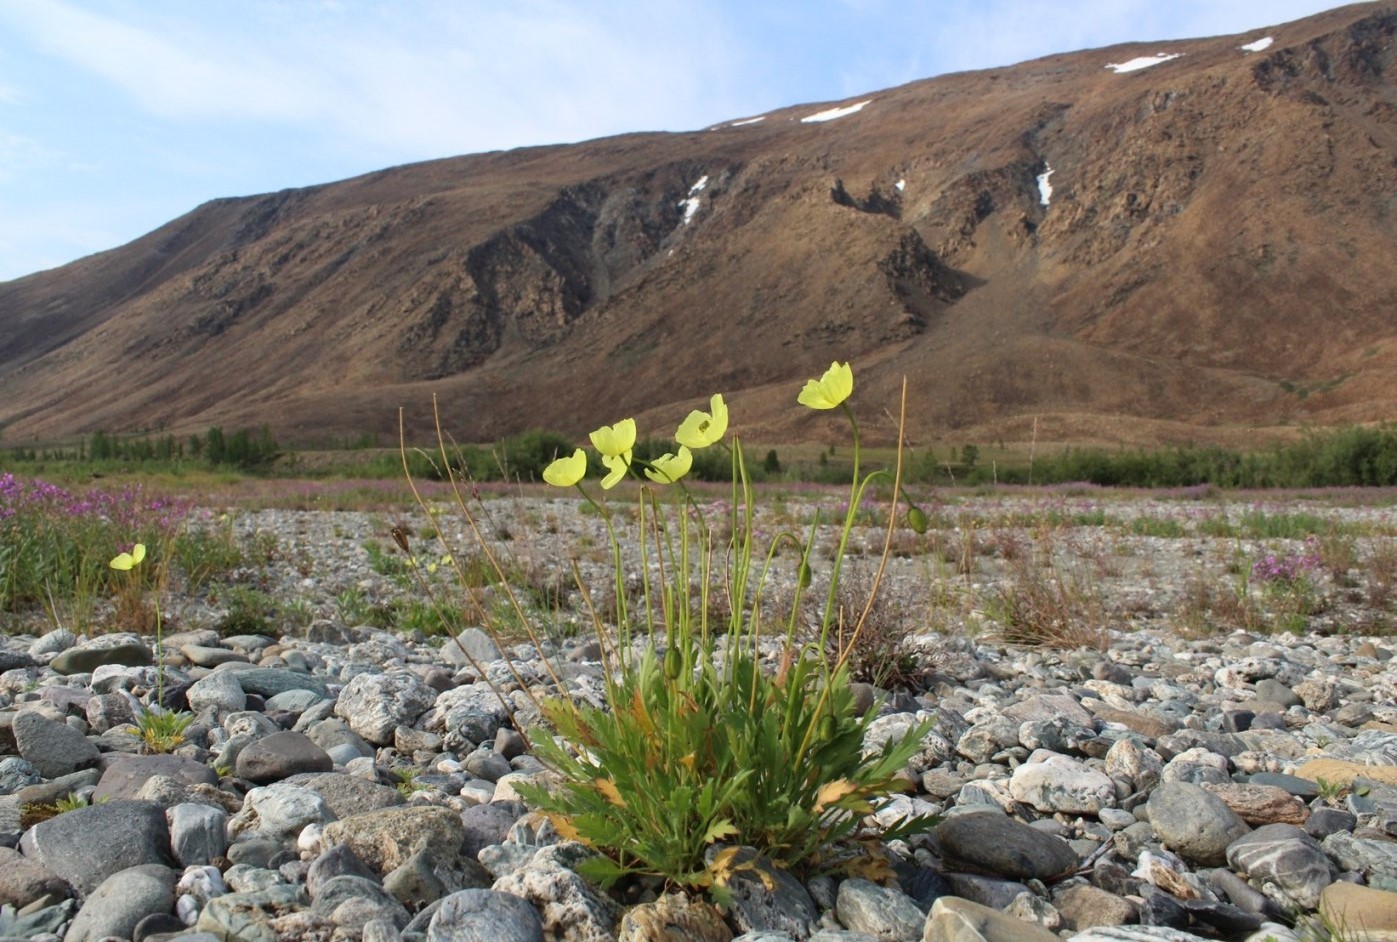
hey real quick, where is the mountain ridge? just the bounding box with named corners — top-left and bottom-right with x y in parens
top-left (2, 2), bottom-right (1395, 449)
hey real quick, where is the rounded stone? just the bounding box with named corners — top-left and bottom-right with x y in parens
top-left (1146, 781), bottom-right (1251, 866)
top-left (235, 730), bottom-right (333, 783)
top-left (428, 889), bottom-right (545, 942)
top-left (13, 709), bottom-right (100, 778)
top-left (63, 863), bottom-right (177, 942)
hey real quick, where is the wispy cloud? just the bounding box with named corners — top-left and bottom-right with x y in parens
top-left (0, 0), bottom-right (754, 159)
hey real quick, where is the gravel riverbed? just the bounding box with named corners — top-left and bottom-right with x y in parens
top-left (1, 495), bottom-right (1396, 941)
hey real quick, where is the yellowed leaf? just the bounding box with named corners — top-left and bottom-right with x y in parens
top-left (813, 778), bottom-right (860, 813)
top-left (594, 777), bottom-right (627, 808)
top-left (545, 813), bottom-right (585, 844)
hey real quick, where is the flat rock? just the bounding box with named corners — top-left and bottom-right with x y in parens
top-left (19, 799), bottom-right (172, 896)
top-left (1296, 758), bottom-right (1397, 789)
top-left (935, 810), bottom-right (1079, 881)
top-left (285, 771), bottom-right (405, 818)
top-left (923, 895), bottom-right (1061, 942)
top-left (1319, 881), bottom-right (1397, 938)
top-left (92, 753), bottom-right (219, 802)
top-left (835, 877), bottom-right (925, 940)
top-left (50, 639), bottom-right (152, 675)
top-left (1201, 782), bottom-right (1309, 826)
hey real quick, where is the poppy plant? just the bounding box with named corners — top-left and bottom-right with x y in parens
top-left (797, 361), bottom-right (854, 410)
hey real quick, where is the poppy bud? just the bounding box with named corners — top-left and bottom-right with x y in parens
top-left (664, 646), bottom-right (683, 681)
top-left (907, 506), bottom-right (929, 534)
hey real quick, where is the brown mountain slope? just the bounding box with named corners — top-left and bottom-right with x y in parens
top-left (2, 3), bottom-right (1396, 449)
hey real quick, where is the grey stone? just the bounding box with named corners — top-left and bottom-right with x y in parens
top-left (0, 756), bottom-right (41, 794)
top-left (1225, 823), bottom-right (1335, 909)
top-left (956, 717), bottom-right (1020, 764)
top-left (235, 730), bottom-right (333, 783)
top-left (834, 877), bottom-right (925, 940)
top-left (384, 849), bottom-right (449, 911)
top-left (92, 754), bottom-right (219, 802)
top-left (491, 860), bottom-right (620, 941)
top-left (0, 895), bottom-right (77, 936)
top-left (1063, 928), bottom-right (1222, 941)
top-left (311, 873), bottom-right (411, 929)
top-left (1146, 781), bottom-right (1250, 866)
top-left (84, 691), bottom-right (138, 733)
top-left (12, 710), bottom-right (100, 778)
top-left (427, 889), bottom-right (545, 942)
top-left (19, 799), bottom-right (171, 896)
top-left (63, 863), bottom-right (176, 942)
top-left (941, 873), bottom-right (1032, 911)
top-left (186, 670), bottom-right (247, 716)
top-left (263, 689), bottom-right (326, 714)
top-left (226, 666), bottom-right (329, 698)
top-left (238, 782), bottom-right (334, 839)
top-left (335, 671), bottom-right (437, 746)
top-left (196, 884), bottom-right (310, 942)
top-left (169, 802), bottom-right (229, 867)
top-left (50, 639), bottom-right (152, 675)
top-left (321, 805), bottom-right (465, 875)
top-left (460, 803), bottom-right (521, 859)
top-left (707, 847), bottom-right (816, 940)
top-left (1321, 830), bottom-right (1397, 882)
top-left (285, 771), bottom-right (405, 819)
top-left (934, 810), bottom-right (1078, 880)
top-left (1305, 808), bottom-right (1357, 840)
top-left (1052, 881), bottom-right (1137, 931)
top-left (1009, 753), bottom-right (1116, 815)
top-left (440, 629), bottom-right (502, 666)
top-left (181, 644), bottom-right (250, 667)
top-left (302, 718), bottom-right (375, 761)
top-left (0, 845), bottom-right (70, 907)
top-left (307, 843), bottom-right (380, 899)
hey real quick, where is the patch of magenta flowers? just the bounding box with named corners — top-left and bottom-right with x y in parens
top-left (0, 472), bottom-right (191, 611)
top-left (1251, 537), bottom-right (1322, 585)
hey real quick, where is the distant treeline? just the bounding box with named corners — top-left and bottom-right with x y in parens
top-left (7, 423), bottom-right (1397, 490)
top-left (5, 426), bottom-right (281, 470)
top-left (941, 425), bottom-right (1397, 489)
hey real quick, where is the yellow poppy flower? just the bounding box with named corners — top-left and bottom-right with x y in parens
top-left (645, 446), bottom-right (693, 484)
top-left (601, 453), bottom-right (630, 489)
top-left (589, 418), bottom-right (636, 459)
top-left (542, 449), bottom-right (587, 487)
top-left (797, 361), bottom-right (854, 410)
top-left (676, 394), bottom-right (728, 450)
top-left (109, 543), bottom-right (147, 571)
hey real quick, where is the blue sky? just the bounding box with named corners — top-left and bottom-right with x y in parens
top-left (0, 0), bottom-right (1363, 283)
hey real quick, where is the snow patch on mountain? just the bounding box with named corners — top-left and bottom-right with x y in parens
top-left (679, 175), bottom-right (709, 225)
top-left (802, 100), bottom-right (871, 123)
top-left (1037, 165), bottom-right (1054, 206)
top-left (1105, 53), bottom-right (1182, 74)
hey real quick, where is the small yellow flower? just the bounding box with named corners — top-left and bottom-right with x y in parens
top-left (589, 418), bottom-right (636, 459)
top-left (109, 543), bottom-right (146, 571)
top-left (645, 446), bottom-right (693, 484)
top-left (542, 449), bottom-right (587, 487)
top-left (675, 394), bottom-right (728, 450)
top-left (600, 453), bottom-right (629, 489)
top-left (797, 361), bottom-right (854, 410)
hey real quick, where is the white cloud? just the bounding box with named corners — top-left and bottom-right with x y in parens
top-left (0, 0), bottom-right (754, 160)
